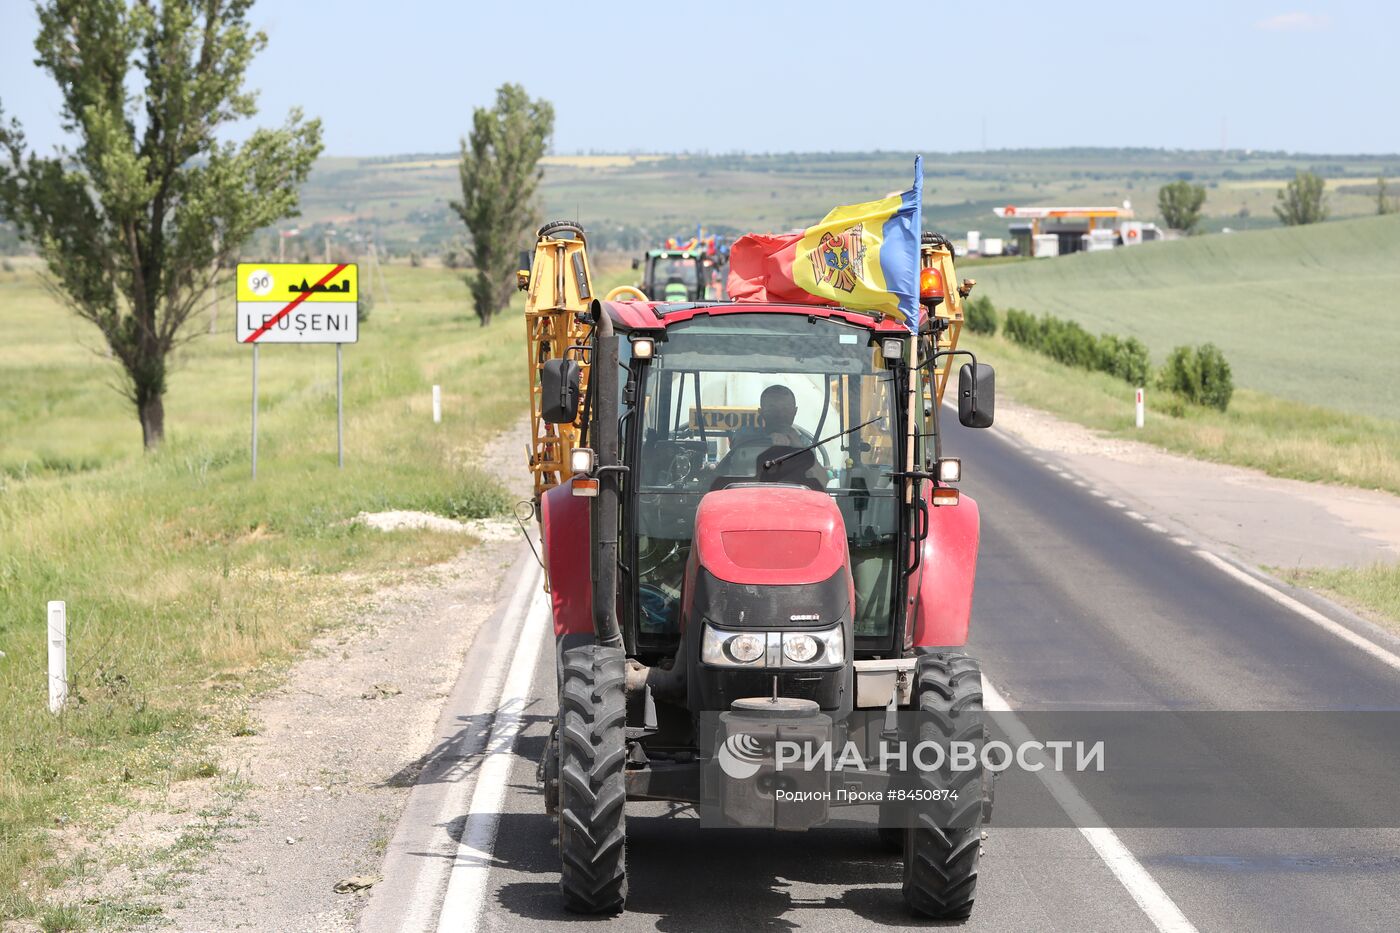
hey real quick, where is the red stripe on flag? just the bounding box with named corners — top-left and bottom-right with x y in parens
top-left (242, 263), bottom-right (349, 343)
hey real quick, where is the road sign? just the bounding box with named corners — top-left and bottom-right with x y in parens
top-left (237, 262), bottom-right (359, 477)
top-left (236, 262), bottom-right (359, 344)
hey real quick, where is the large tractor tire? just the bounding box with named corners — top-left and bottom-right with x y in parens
top-left (557, 645), bottom-right (627, 914)
top-left (902, 653), bottom-right (985, 921)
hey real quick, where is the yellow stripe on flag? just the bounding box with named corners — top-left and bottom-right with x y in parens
top-left (792, 194), bottom-right (903, 317)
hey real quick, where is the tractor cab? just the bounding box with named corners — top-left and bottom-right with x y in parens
top-left (627, 311), bottom-right (902, 658)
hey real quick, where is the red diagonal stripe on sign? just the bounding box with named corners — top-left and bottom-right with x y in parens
top-left (242, 263), bottom-right (349, 343)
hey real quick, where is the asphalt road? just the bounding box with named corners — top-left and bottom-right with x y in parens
top-left (363, 416), bottom-right (1400, 932)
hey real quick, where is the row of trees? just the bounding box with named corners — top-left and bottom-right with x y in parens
top-left (0, 1), bottom-right (552, 449)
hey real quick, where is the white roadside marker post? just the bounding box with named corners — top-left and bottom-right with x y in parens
top-left (432, 385), bottom-right (442, 424)
top-left (47, 600), bottom-right (67, 714)
top-left (1135, 387), bottom-right (1145, 429)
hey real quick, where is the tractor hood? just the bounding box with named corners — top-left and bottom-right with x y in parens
top-left (682, 486), bottom-right (855, 633)
top-left (694, 485), bottom-right (849, 587)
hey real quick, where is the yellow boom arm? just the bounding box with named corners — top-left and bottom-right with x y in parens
top-left (518, 222), bottom-right (595, 504)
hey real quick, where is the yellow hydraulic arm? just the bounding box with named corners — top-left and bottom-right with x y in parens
top-left (518, 222), bottom-right (596, 505)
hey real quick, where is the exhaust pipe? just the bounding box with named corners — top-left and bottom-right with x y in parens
top-left (590, 302), bottom-right (624, 650)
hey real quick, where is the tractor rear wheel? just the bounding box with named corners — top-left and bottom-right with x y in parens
top-left (902, 653), bottom-right (985, 921)
top-left (557, 645), bottom-right (627, 914)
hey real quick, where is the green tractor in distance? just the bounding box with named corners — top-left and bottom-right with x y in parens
top-left (633, 235), bottom-right (728, 302)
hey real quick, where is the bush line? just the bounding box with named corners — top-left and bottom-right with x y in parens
top-left (967, 296), bottom-right (1233, 412)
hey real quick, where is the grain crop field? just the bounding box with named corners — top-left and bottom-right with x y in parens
top-left (973, 214), bottom-right (1400, 421)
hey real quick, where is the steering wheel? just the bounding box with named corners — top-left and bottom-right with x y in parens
top-left (605, 285), bottom-right (648, 302)
top-left (646, 441), bottom-right (704, 487)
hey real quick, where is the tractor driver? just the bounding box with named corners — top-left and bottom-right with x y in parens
top-left (712, 384), bottom-right (827, 487)
top-left (737, 384), bottom-right (812, 449)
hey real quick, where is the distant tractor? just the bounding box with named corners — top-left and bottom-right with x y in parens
top-left (632, 235), bottom-right (728, 301)
top-left (520, 222), bottom-right (996, 920)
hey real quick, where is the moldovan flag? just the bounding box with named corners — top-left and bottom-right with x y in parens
top-left (727, 157), bottom-right (923, 331)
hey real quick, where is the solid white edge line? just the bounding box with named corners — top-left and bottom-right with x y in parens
top-left (435, 581), bottom-right (550, 933)
top-left (981, 679), bottom-right (1198, 933)
top-left (393, 559), bottom-right (541, 933)
top-left (1194, 550), bottom-right (1400, 673)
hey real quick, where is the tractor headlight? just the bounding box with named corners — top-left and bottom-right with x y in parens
top-left (727, 633), bottom-right (767, 664)
top-left (783, 633), bottom-right (819, 663)
top-left (797, 625), bottom-right (845, 667)
top-left (702, 625), bottom-right (766, 666)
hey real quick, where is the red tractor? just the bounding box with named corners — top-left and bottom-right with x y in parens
top-left (522, 222), bottom-right (994, 920)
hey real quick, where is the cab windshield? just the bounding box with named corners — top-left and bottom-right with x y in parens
top-left (633, 313), bottom-right (899, 639)
top-left (648, 255), bottom-right (699, 301)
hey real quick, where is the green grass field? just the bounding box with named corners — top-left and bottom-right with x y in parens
top-left (0, 262), bottom-right (572, 924)
top-left (971, 214), bottom-right (1400, 421)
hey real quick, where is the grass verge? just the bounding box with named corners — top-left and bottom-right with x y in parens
top-left (0, 262), bottom-right (546, 923)
top-left (1278, 564), bottom-right (1400, 635)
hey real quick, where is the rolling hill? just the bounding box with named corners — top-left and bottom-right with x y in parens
top-left (973, 214), bottom-right (1400, 420)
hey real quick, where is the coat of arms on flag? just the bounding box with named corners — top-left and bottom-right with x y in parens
top-left (809, 225), bottom-right (865, 293)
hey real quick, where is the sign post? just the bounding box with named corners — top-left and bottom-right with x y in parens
top-left (1135, 387), bottom-right (1145, 428)
top-left (337, 344), bottom-right (344, 467)
top-left (252, 344), bottom-right (260, 479)
top-left (236, 263), bottom-right (359, 476)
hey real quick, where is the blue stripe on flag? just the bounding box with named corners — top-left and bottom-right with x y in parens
top-left (878, 156), bottom-right (923, 332)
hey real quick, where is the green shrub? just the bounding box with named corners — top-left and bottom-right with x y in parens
top-left (1041, 316), bottom-right (1099, 369)
top-left (1096, 334), bottom-right (1151, 386)
top-left (1159, 343), bottom-right (1234, 411)
top-left (1004, 308), bottom-right (1152, 386)
top-left (964, 294), bottom-right (997, 336)
top-left (1003, 307), bottom-right (1036, 345)
top-left (357, 290), bottom-right (375, 323)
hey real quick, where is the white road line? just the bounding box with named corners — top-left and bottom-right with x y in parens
top-left (1124, 510), bottom-right (1146, 521)
top-left (982, 680), bottom-right (1198, 933)
top-left (389, 561), bottom-right (541, 933)
top-left (1194, 550), bottom-right (1400, 674)
top-left (1170, 536), bottom-right (1193, 547)
top-left (1073, 479), bottom-right (1089, 488)
top-left (1105, 499), bottom-right (1126, 509)
top-left (1143, 523), bottom-right (1167, 534)
top-left (435, 581), bottom-right (550, 933)
top-left (1090, 489), bottom-right (1107, 499)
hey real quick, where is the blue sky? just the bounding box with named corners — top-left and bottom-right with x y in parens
top-left (1, 0), bottom-right (1395, 156)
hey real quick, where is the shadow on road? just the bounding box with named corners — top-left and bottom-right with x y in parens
top-left (487, 808), bottom-right (958, 929)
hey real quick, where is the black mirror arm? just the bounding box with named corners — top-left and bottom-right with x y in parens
top-left (918, 349), bottom-right (981, 413)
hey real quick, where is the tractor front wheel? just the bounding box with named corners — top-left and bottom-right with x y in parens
top-left (557, 645), bottom-right (628, 914)
top-left (902, 652), bottom-right (985, 920)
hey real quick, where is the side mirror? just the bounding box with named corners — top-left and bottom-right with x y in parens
top-left (518, 249), bottom-right (533, 273)
top-left (631, 258), bottom-right (641, 270)
top-left (957, 362), bottom-right (995, 429)
top-left (540, 359), bottom-right (582, 424)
